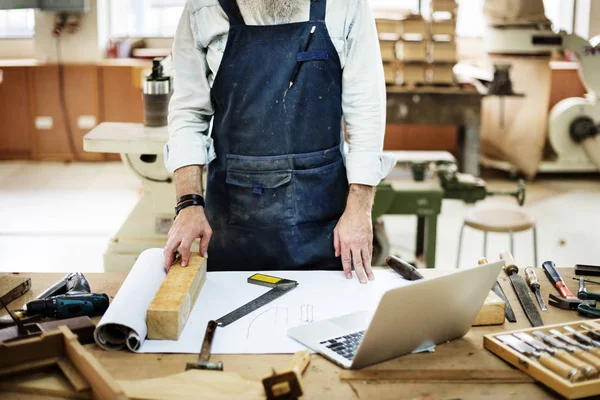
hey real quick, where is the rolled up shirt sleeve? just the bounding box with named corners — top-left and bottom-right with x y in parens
top-left (342, 0), bottom-right (396, 186)
top-left (164, 3), bottom-right (216, 173)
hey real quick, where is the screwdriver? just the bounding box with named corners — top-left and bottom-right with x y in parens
top-left (525, 267), bottom-right (547, 311)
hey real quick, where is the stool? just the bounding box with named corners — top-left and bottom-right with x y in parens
top-left (455, 206), bottom-right (538, 268)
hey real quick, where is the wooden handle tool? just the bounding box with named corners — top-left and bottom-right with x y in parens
top-left (262, 350), bottom-right (311, 399)
top-left (552, 350), bottom-right (599, 378)
top-left (386, 256), bottom-right (423, 281)
top-left (537, 353), bottom-right (584, 382)
top-left (499, 251), bottom-right (518, 275)
top-left (571, 348), bottom-right (600, 371)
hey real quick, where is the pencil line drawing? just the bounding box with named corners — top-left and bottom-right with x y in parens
top-left (246, 306), bottom-right (289, 339)
top-left (300, 304), bottom-right (314, 323)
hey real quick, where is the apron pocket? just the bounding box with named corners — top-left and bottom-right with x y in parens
top-left (226, 168), bottom-right (294, 227)
top-left (293, 159), bottom-right (348, 224)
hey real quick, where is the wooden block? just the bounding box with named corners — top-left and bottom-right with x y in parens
top-left (431, 0), bottom-right (458, 13)
top-left (147, 254), bottom-right (207, 340)
top-left (402, 18), bottom-right (427, 36)
top-left (430, 19), bottom-right (456, 36)
top-left (379, 39), bottom-right (398, 62)
top-left (400, 62), bottom-right (427, 85)
top-left (472, 290), bottom-right (505, 326)
top-left (376, 19), bottom-right (402, 36)
top-left (397, 40), bottom-right (427, 62)
top-left (429, 62), bottom-right (455, 84)
top-left (383, 63), bottom-right (398, 85)
top-left (429, 40), bottom-right (457, 62)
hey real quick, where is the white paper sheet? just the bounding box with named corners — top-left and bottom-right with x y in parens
top-left (94, 248), bottom-right (166, 351)
top-left (94, 248), bottom-right (412, 354)
top-left (140, 270), bottom-right (411, 354)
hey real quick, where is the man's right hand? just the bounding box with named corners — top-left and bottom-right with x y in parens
top-left (164, 206), bottom-right (212, 272)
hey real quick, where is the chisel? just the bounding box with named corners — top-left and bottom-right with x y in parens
top-left (496, 334), bottom-right (583, 382)
top-left (532, 330), bottom-right (600, 371)
top-left (499, 251), bottom-right (543, 327)
top-left (548, 329), bottom-right (600, 358)
top-left (525, 267), bottom-right (547, 311)
top-left (513, 332), bottom-right (598, 378)
top-left (478, 258), bottom-right (517, 323)
top-left (564, 326), bottom-right (600, 348)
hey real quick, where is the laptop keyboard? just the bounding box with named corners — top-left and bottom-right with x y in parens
top-left (319, 331), bottom-right (365, 360)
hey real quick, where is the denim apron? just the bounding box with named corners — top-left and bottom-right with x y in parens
top-left (205, 0), bottom-right (348, 271)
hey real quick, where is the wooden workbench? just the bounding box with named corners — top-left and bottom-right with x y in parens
top-left (0, 268), bottom-right (594, 399)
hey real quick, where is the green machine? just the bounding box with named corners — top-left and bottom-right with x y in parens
top-left (372, 161), bottom-right (526, 268)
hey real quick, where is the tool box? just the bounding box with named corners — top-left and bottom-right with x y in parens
top-left (485, 319), bottom-right (600, 399)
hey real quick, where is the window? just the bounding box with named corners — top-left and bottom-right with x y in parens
top-left (109, 0), bottom-right (185, 38)
top-left (0, 9), bottom-right (35, 38)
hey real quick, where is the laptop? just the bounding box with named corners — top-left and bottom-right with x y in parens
top-left (287, 260), bottom-right (504, 369)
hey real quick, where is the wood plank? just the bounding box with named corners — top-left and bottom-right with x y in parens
top-left (61, 326), bottom-right (126, 400)
top-left (473, 290), bottom-right (505, 326)
top-left (118, 370), bottom-right (264, 400)
top-left (339, 369), bottom-right (534, 383)
top-left (0, 357), bottom-right (61, 377)
top-left (0, 369), bottom-right (91, 399)
top-left (57, 358), bottom-right (90, 392)
top-left (147, 254), bottom-right (207, 340)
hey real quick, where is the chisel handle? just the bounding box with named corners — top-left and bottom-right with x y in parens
top-left (572, 348), bottom-right (600, 371)
top-left (386, 256), bottom-right (424, 281)
top-left (286, 349), bottom-right (311, 376)
top-left (538, 353), bottom-right (584, 382)
top-left (525, 267), bottom-right (540, 290)
top-left (478, 258), bottom-right (489, 265)
top-left (500, 251), bottom-right (519, 275)
top-left (554, 350), bottom-right (599, 378)
top-left (543, 261), bottom-right (576, 298)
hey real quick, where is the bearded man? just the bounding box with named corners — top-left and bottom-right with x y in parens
top-left (164, 0), bottom-right (395, 283)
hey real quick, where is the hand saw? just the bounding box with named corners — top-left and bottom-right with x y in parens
top-left (499, 251), bottom-right (544, 327)
top-left (215, 273), bottom-right (298, 327)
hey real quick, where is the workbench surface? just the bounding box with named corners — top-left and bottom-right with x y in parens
top-left (0, 268), bottom-right (593, 400)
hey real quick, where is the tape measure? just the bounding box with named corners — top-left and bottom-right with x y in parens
top-left (215, 273), bottom-right (298, 327)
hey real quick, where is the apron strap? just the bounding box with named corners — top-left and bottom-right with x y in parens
top-left (218, 0), bottom-right (245, 27)
top-left (309, 0), bottom-right (327, 21)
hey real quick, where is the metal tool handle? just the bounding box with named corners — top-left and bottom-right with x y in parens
top-left (499, 251), bottom-right (518, 275)
top-left (525, 267), bottom-right (540, 289)
top-left (199, 320), bottom-right (218, 362)
top-left (554, 350), bottom-right (599, 378)
top-left (537, 353), bottom-right (584, 382)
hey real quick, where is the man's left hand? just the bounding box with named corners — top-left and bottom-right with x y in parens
top-left (334, 184), bottom-right (376, 284)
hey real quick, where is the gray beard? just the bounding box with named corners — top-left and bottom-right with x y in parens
top-left (238, 0), bottom-right (304, 23)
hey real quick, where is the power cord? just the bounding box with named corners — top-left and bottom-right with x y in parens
top-left (55, 24), bottom-right (80, 162)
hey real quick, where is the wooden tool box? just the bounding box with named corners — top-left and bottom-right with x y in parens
top-left (485, 319), bottom-right (600, 399)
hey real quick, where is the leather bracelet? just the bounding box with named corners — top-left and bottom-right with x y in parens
top-left (175, 199), bottom-right (204, 216)
top-left (177, 194), bottom-right (204, 205)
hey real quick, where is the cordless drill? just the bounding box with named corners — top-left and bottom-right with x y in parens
top-left (23, 272), bottom-right (109, 319)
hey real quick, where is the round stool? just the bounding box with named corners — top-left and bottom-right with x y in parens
top-left (455, 206), bottom-right (538, 268)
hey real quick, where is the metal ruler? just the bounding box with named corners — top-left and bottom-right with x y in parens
top-left (216, 274), bottom-right (298, 327)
